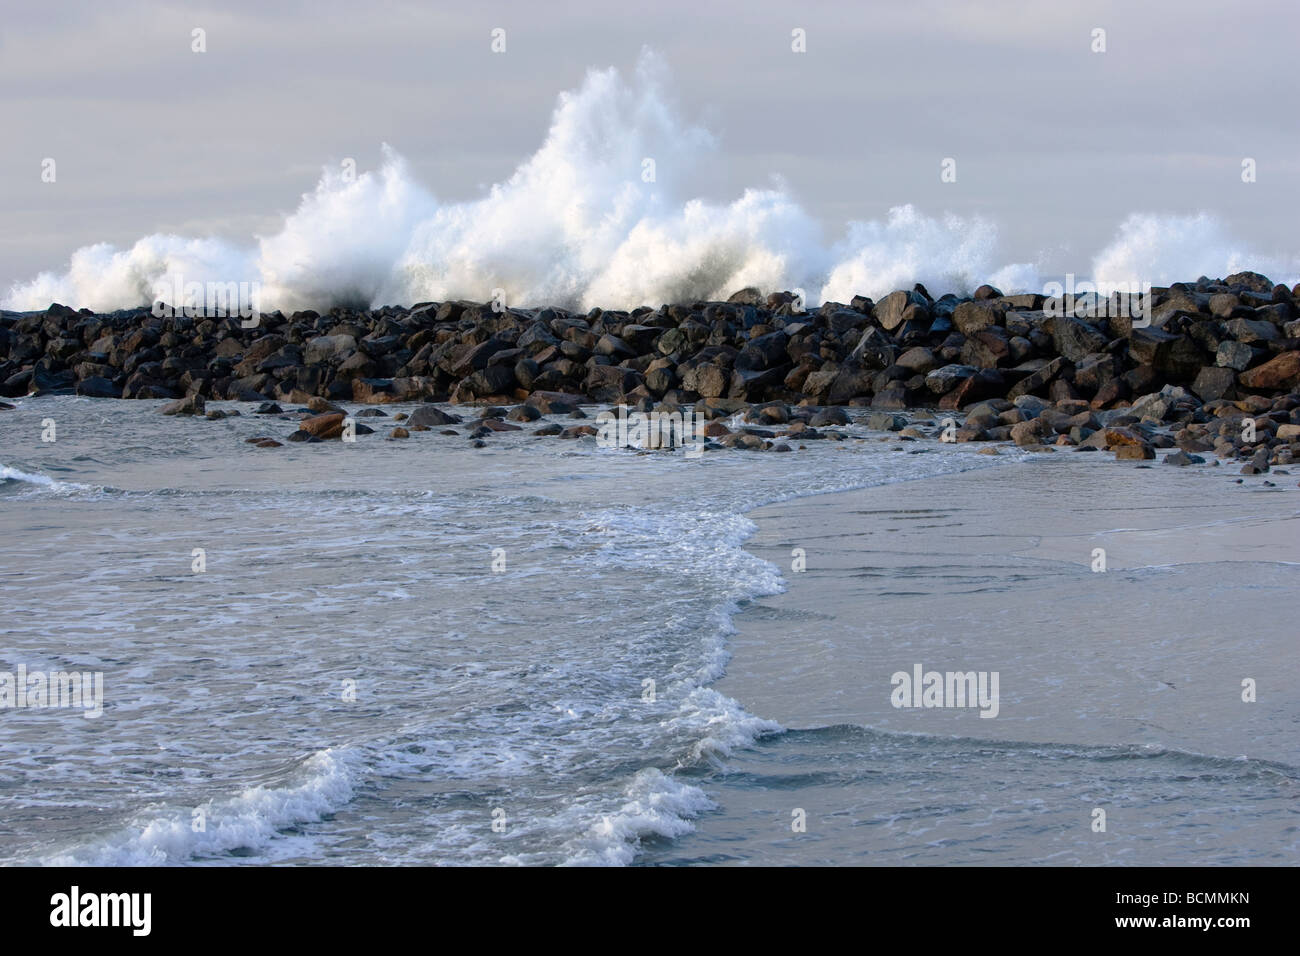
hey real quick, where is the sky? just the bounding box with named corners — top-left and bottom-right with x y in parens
top-left (2, 0), bottom-right (1298, 304)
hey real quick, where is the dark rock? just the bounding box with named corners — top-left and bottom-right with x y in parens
top-left (874, 290), bottom-right (930, 331)
top-left (952, 300), bottom-right (1007, 335)
top-left (809, 407), bottom-right (849, 427)
top-left (585, 365), bottom-right (641, 402)
top-left (1226, 318), bottom-right (1279, 344)
top-left (1047, 314), bottom-right (1109, 363)
top-left (924, 364), bottom-right (976, 394)
top-left (938, 369), bottom-right (1006, 409)
top-left (867, 412), bottom-right (906, 431)
top-left (1007, 357), bottom-right (1066, 400)
top-left (526, 391), bottom-right (586, 414)
top-left (1215, 340), bottom-right (1256, 371)
top-left (1190, 366), bottom-right (1236, 402)
top-left (849, 327), bottom-right (899, 368)
top-left (405, 405), bottom-right (460, 427)
top-left (960, 328), bottom-right (1012, 369)
top-left (506, 404), bottom-right (542, 422)
top-left (726, 287), bottom-right (764, 306)
top-left (735, 330), bottom-right (789, 371)
top-left (1224, 271), bottom-right (1274, 295)
top-left (463, 364), bottom-right (517, 397)
top-left (75, 376), bottom-right (121, 398)
top-left (870, 383), bottom-right (909, 409)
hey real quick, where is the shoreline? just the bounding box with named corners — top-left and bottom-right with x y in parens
top-left (627, 452), bottom-right (1300, 864)
top-left (3, 271), bottom-right (1300, 470)
top-left (4, 368), bottom-right (1297, 866)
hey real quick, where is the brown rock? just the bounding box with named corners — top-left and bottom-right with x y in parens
top-left (1238, 351), bottom-right (1300, 391)
top-left (952, 300), bottom-right (1007, 336)
top-left (307, 396), bottom-right (344, 413)
top-left (1115, 443), bottom-right (1155, 460)
top-left (160, 395), bottom-right (205, 415)
top-left (1010, 420), bottom-right (1044, 446)
top-left (352, 378), bottom-right (398, 403)
top-left (477, 419), bottom-right (522, 432)
top-left (300, 412), bottom-right (346, 439)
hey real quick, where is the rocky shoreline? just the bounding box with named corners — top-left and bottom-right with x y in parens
top-left (4, 271), bottom-right (1300, 470)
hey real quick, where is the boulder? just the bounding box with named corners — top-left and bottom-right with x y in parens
top-left (925, 364), bottom-right (976, 394)
top-left (75, 376), bottom-right (121, 398)
top-left (1047, 314), bottom-right (1109, 363)
top-left (406, 405), bottom-right (460, 428)
top-left (680, 363), bottom-right (728, 399)
top-left (463, 364), bottom-right (517, 397)
top-left (300, 412), bottom-right (346, 439)
top-left (896, 347), bottom-right (938, 374)
top-left (1115, 443), bottom-right (1156, 460)
top-left (1239, 351), bottom-right (1300, 391)
top-left (960, 328), bottom-right (1012, 369)
top-left (874, 290), bottom-right (930, 331)
top-left (867, 412), bottom-right (906, 432)
top-left (1215, 341), bottom-right (1256, 371)
top-left (352, 378), bottom-right (399, 403)
top-left (526, 391), bottom-right (587, 414)
top-left (506, 405), bottom-right (542, 422)
top-left (952, 300), bottom-right (1007, 335)
top-left (1226, 318), bottom-right (1279, 344)
top-left (160, 395), bottom-right (204, 415)
top-left (1007, 357), bottom-right (1066, 400)
top-left (1190, 366), bottom-right (1236, 402)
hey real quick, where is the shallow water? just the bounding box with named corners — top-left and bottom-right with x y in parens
top-left (667, 464), bottom-right (1300, 865)
top-left (2, 395), bottom-right (1013, 865)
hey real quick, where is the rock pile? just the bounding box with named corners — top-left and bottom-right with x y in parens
top-left (4, 272), bottom-right (1299, 470)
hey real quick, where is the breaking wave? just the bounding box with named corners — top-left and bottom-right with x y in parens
top-left (4, 52), bottom-right (1295, 314)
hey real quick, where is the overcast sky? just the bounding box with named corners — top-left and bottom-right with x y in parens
top-left (3, 0), bottom-right (1298, 297)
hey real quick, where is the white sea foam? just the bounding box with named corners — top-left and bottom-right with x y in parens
top-left (1091, 212), bottom-right (1300, 293)
top-left (563, 768), bottom-right (718, 866)
top-left (5, 53), bottom-right (1290, 315)
top-left (37, 749), bottom-right (359, 866)
top-left (0, 462), bottom-right (93, 494)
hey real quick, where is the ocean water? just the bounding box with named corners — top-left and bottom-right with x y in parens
top-left (650, 465), bottom-right (1300, 865)
top-left (3, 398), bottom-right (1296, 866)
top-left (1, 395), bottom-right (1013, 866)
